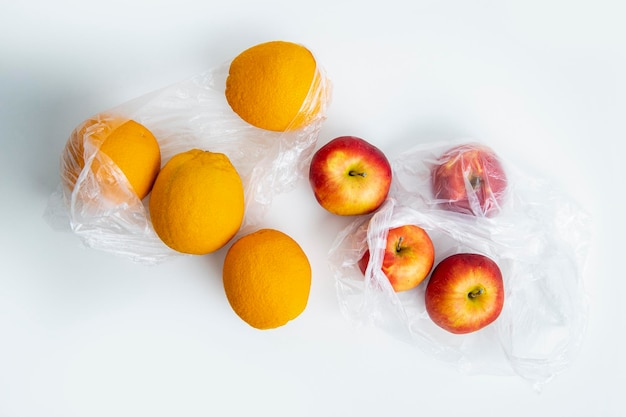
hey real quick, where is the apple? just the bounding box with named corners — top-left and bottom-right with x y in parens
top-left (309, 136), bottom-right (392, 216)
top-left (431, 144), bottom-right (507, 217)
top-left (358, 225), bottom-right (435, 292)
top-left (425, 253), bottom-right (504, 334)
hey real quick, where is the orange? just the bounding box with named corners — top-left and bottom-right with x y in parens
top-left (61, 116), bottom-right (161, 202)
top-left (222, 229), bottom-right (312, 329)
top-left (225, 40), bottom-right (323, 131)
top-left (149, 149), bottom-right (244, 255)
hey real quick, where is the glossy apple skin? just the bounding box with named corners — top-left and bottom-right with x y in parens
top-left (358, 225), bottom-right (435, 292)
top-left (431, 144), bottom-right (507, 217)
top-left (309, 136), bottom-right (392, 216)
top-left (425, 253), bottom-right (504, 334)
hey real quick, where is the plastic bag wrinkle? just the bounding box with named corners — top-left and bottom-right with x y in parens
top-left (329, 140), bottom-right (591, 390)
top-left (45, 53), bottom-right (332, 264)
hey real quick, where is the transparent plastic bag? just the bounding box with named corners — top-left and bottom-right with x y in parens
top-left (329, 140), bottom-right (592, 390)
top-left (45, 54), bottom-right (332, 264)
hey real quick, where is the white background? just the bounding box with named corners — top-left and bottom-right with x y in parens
top-left (1, 1), bottom-right (624, 416)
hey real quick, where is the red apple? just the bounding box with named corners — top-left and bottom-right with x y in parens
top-left (309, 136), bottom-right (392, 216)
top-left (358, 225), bottom-right (435, 292)
top-left (425, 253), bottom-right (504, 334)
top-left (431, 144), bottom-right (507, 217)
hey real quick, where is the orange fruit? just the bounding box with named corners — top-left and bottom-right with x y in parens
top-left (222, 229), bottom-right (312, 329)
top-left (148, 149), bottom-right (245, 255)
top-left (225, 40), bottom-right (324, 131)
top-left (61, 116), bottom-right (161, 202)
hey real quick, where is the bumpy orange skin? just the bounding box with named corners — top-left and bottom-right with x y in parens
top-left (225, 40), bottom-right (321, 131)
top-left (149, 149), bottom-right (245, 255)
top-left (222, 229), bottom-right (312, 330)
top-left (97, 121), bottom-right (161, 199)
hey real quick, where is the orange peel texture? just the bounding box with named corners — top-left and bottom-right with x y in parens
top-left (222, 229), bottom-right (312, 329)
top-left (148, 149), bottom-right (245, 255)
top-left (225, 40), bottom-right (323, 131)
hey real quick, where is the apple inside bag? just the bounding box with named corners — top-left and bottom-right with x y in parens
top-left (44, 59), bottom-right (332, 264)
top-left (330, 200), bottom-right (517, 374)
top-left (390, 140), bottom-right (512, 218)
top-left (329, 140), bottom-right (592, 390)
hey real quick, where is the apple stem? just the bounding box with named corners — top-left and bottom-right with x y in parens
top-left (468, 288), bottom-right (484, 299)
top-left (349, 170), bottom-right (366, 178)
top-left (396, 237), bottom-right (404, 253)
top-left (469, 175), bottom-right (482, 190)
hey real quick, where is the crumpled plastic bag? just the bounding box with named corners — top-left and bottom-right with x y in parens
top-left (45, 51), bottom-right (332, 264)
top-left (329, 140), bottom-right (592, 390)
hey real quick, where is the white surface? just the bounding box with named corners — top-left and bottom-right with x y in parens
top-left (1, 1), bottom-right (624, 416)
